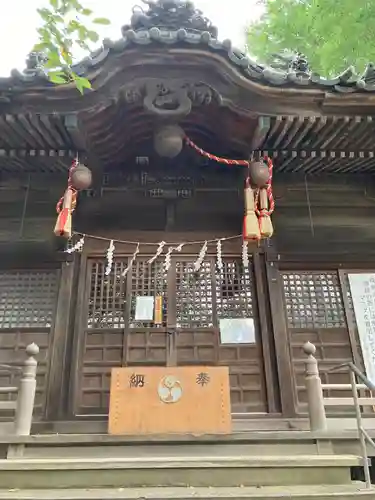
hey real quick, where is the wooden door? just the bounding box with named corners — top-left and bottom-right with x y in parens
top-left (172, 258), bottom-right (267, 413)
top-left (280, 269), bottom-right (364, 413)
top-left (72, 255), bottom-right (269, 416)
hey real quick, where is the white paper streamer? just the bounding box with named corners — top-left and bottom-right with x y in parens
top-left (216, 239), bottom-right (223, 272)
top-left (65, 236), bottom-right (85, 254)
top-left (148, 241), bottom-right (166, 264)
top-left (164, 243), bottom-right (184, 272)
top-left (242, 240), bottom-right (249, 268)
top-left (194, 241), bottom-right (208, 272)
top-left (105, 240), bottom-right (115, 275)
top-left (122, 244), bottom-right (140, 277)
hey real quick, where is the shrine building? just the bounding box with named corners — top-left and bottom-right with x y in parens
top-left (0, 0), bottom-right (375, 431)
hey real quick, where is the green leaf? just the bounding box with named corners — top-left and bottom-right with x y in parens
top-left (49, 0), bottom-right (59, 8)
top-left (46, 49), bottom-right (62, 64)
top-left (78, 26), bottom-right (88, 41)
top-left (33, 42), bottom-right (49, 52)
top-left (81, 8), bottom-right (93, 15)
top-left (73, 75), bottom-right (92, 94)
top-left (37, 7), bottom-right (52, 21)
top-left (87, 30), bottom-right (99, 43)
top-left (92, 17), bottom-right (111, 25)
top-left (67, 20), bottom-right (80, 33)
top-left (61, 49), bottom-right (73, 66)
top-left (48, 71), bottom-right (68, 84)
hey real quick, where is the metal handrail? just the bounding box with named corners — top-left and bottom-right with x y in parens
top-left (329, 361), bottom-right (375, 489)
top-left (330, 362), bottom-right (375, 391)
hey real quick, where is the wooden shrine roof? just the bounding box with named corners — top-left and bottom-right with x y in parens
top-left (1, 0), bottom-right (375, 117)
top-left (0, 0), bottom-right (375, 174)
top-left (2, 0), bottom-right (375, 98)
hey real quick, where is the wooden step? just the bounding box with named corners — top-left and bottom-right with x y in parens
top-left (0, 484), bottom-right (373, 500)
top-left (0, 455), bottom-right (361, 489)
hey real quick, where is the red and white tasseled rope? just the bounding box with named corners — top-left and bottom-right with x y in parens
top-left (185, 136), bottom-right (275, 216)
top-left (56, 158), bottom-right (78, 214)
top-left (262, 156), bottom-right (275, 216)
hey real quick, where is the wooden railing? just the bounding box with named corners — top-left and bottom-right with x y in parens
top-left (0, 343), bottom-right (39, 436)
top-left (303, 342), bottom-right (375, 489)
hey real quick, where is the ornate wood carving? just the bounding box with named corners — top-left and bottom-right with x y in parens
top-left (123, 80), bottom-right (220, 117)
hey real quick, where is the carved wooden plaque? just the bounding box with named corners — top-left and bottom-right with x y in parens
top-left (108, 366), bottom-right (231, 435)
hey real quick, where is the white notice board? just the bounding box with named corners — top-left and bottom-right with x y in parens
top-left (348, 273), bottom-right (375, 385)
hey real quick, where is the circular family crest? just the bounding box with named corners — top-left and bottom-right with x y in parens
top-left (158, 375), bottom-right (182, 403)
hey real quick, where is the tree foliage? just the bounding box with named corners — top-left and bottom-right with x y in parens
top-left (246, 0), bottom-right (375, 77)
top-left (34, 0), bottom-right (110, 93)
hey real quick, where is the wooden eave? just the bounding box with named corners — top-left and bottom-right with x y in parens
top-left (0, 113), bottom-right (78, 173)
top-left (0, 41), bottom-right (375, 174)
top-left (0, 112), bottom-right (374, 174)
top-left (261, 115), bottom-right (375, 174)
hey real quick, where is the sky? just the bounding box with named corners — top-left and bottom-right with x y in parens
top-left (0, 0), bottom-right (264, 77)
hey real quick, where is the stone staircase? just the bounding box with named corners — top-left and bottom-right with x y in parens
top-left (0, 432), bottom-right (373, 499)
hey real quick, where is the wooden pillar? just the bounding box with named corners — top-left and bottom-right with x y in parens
top-left (45, 256), bottom-right (77, 420)
top-left (253, 252), bottom-right (279, 413)
top-left (265, 246), bottom-right (297, 417)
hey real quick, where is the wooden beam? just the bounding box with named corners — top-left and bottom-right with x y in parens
top-left (0, 149), bottom-right (76, 158)
top-left (251, 116), bottom-right (271, 150)
top-left (258, 150), bottom-right (375, 159)
top-left (0, 240), bottom-right (71, 268)
top-left (64, 114), bottom-right (87, 151)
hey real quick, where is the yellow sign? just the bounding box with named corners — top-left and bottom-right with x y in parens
top-left (108, 366), bottom-right (231, 435)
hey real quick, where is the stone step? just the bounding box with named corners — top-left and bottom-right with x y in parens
top-left (0, 484), bottom-right (373, 500)
top-left (0, 455), bottom-right (361, 489)
top-left (13, 441), bottom-right (329, 459)
top-left (0, 430), bottom-right (362, 459)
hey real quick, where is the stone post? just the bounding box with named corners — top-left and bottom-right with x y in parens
top-left (303, 341), bottom-right (327, 432)
top-left (14, 343), bottom-right (39, 436)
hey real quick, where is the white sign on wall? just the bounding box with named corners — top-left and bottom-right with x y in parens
top-left (348, 273), bottom-right (375, 385)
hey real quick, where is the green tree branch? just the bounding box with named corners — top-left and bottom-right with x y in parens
top-left (34, 0), bottom-right (110, 93)
top-left (247, 0), bottom-right (375, 77)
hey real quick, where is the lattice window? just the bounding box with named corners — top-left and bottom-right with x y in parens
top-left (282, 272), bottom-right (346, 329)
top-left (0, 270), bottom-right (58, 328)
top-left (129, 260), bottom-right (167, 328)
top-left (87, 260), bottom-right (127, 329)
top-left (175, 261), bottom-right (213, 328)
top-left (175, 259), bottom-right (255, 329)
top-left (216, 261), bottom-right (254, 319)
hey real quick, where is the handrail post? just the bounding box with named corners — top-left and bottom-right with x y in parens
top-left (350, 369), bottom-right (372, 489)
top-left (14, 343), bottom-right (39, 436)
top-left (303, 342), bottom-right (327, 432)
